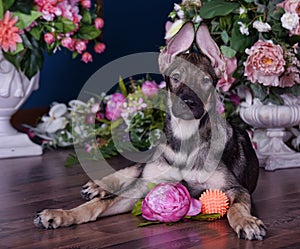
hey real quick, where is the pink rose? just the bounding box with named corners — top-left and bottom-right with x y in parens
top-left (94, 18), bottom-right (105, 29)
top-left (81, 52), bottom-right (93, 63)
top-left (61, 37), bottom-right (75, 50)
top-left (75, 40), bottom-right (87, 54)
top-left (44, 33), bottom-right (55, 44)
top-left (81, 0), bottom-right (91, 9)
top-left (105, 93), bottom-right (126, 121)
top-left (142, 183), bottom-right (201, 223)
top-left (217, 57), bottom-right (237, 92)
top-left (142, 80), bottom-right (159, 97)
top-left (94, 43), bottom-right (106, 54)
top-left (244, 41), bottom-right (285, 87)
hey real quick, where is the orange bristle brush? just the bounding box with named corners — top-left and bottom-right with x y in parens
top-left (199, 189), bottom-right (229, 219)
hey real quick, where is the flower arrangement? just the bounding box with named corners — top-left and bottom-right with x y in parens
top-left (167, 0), bottom-right (300, 106)
top-left (0, 0), bottom-right (105, 79)
top-left (26, 77), bottom-right (166, 163)
top-left (166, 0), bottom-right (300, 150)
top-left (131, 182), bottom-right (229, 227)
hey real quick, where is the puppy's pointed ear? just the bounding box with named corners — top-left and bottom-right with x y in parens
top-left (159, 22), bottom-right (194, 74)
top-left (196, 23), bottom-right (225, 78)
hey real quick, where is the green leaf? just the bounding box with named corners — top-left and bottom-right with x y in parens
top-left (10, 42), bottom-right (24, 55)
top-left (137, 221), bottom-right (161, 227)
top-left (81, 10), bottom-right (92, 24)
top-left (249, 84), bottom-right (268, 101)
top-left (78, 25), bottom-right (101, 40)
top-left (2, 50), bottom-right (21, 69)
top-left (231, 21), bottom-right (258, 52)
top-left (14, 10), bottom-right (41, 29)
top-left (220, 45), bottom-right (236, 58)
top-left (118, 76), bottom-right (128, 96)
top-left (10, 0), bottom-right (33, 14)
top-left (221, 30), bottom-right (230, 44)
top-left (186, 213), bottom-right (222, 220)
top-left (3, 0), bottom-right (15, 10)
top-left (200, 0), bottom-right (239, 19)
top-left (60, 17), bottom-right (77, 33)
top-left (65, 154), bottom-right (80, 167)
top-left (131, 199), bottom-right (143, 216)
top-left (29, 26), bottom-right (42, 40)
top-left (0, 1), bottom-right (4, 19)
top-left (147, 182), bottom-right (157, 191)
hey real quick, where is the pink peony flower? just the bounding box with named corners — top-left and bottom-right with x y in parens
top-left (105, 93), bottom-right (126, 121)
top-left (44, 33), bottom-right (55, 44)
top-left (94, 17), bottom-right (105, 29)
top-left (0, 11), bottom-right (22, 52)
top-left (217, 57), bottom-right (237, 92)
top-left (94, 43), bottom-right (106, 53)
top-left (244, 41), bottom-right (285, 87)
top-left (142, 80), bottom-right (159, 97)
top-left (81, 0), bottom-right (91, 9)
top-left (277, 0), bottom-right (300, 14)
top-left (279, 66), bottom-right (300, 87)
top-left (75, 40), bottom-right (87, 54)
top-left (142, 182), bottom-right (201, 223)
top-left (81, 52), bottom-right (93, 63)
top-left (61, 37), bottom-right (75, 50)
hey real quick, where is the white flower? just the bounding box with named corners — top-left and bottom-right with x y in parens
top-left (38, 103), bottom-right (68, 133)
top-left (281, 12), bottom-right (299, 31)
top-left (237, 21), bottom-right (249, 36)
top-left (174, 3), bottom-right (181, 11)
top-left (177, 10), bottom-right (185, 19)
top-left (165, 19), bottom-right (184, 40)
top-left (193, 15), bottom-right (202, 24)
top-left (253, 21), bottom-right (271, 32)
top-left (239, 7), bottom-right (246, 15)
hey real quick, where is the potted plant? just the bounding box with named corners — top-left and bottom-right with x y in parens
top-left (0, 0), bottom-right (105, 158)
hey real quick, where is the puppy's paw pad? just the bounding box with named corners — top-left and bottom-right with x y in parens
top-left (236, 216), bottom-right (267, 240)
top-left (34, 209), bottom-right (63, 229)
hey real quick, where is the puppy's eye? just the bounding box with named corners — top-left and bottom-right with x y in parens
top-left (203, 76), bottom-right (211, 85)
top-left (171, 73), bottom-right (181, 84)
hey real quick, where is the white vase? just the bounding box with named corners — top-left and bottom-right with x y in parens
top-left (0, 52), bottom-right (42, 158)
top-left (240, 96), bottom-right (300, 171)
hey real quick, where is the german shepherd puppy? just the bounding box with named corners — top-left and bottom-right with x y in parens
top-left (34, 22), bottom-right (267, 240)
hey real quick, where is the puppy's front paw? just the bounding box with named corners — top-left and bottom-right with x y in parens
top-left (34, 209), bottom-right (70, 229)
top-left (235, 216), bottom-right (267, 240)
top-left (81, 180), bottom-right (110, 201)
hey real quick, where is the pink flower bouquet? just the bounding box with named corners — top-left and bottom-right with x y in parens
top-left (0, 0), bottom-right (104, 79)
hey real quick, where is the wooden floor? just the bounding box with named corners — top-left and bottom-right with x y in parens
top-left (0, 150), bottom-right (300, 249)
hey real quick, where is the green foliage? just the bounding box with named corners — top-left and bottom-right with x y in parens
top-left (131, 199), bottom-right (143, 216)
top-left (14, 11), bottom-right (41, 29)
top-left (78, 25), bottom-right (101, 40)
top-left (200, 0), bottom-right (239, 19)
top-left (10, 0), bottom-right (33, 14)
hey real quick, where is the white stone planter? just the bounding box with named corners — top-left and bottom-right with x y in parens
top-left (0, 52), bottom-right (42, 158)
top-left (240, 96), bottom-right (300, 171)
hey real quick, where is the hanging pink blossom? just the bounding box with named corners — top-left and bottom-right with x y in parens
top-left (0, 11), bottom-right (22, 52)
top-left (81, 52), bottom-right (93, 63)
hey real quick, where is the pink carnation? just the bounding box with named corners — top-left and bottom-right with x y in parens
top-left (61, 37), bottom-right (75, 50)
top-left (0, 11), bottom-right (22, 52)
top-left (44, 33), bottom-right (55, 44)
top-left (81, 0), bottom-right (91, 9)
top-left (244, 41), bottom-right (285, 87)
top-left (105, 93), bottom-right (126, 121)
top-left (81, 52), bottom-right (93, 63)
top-left (217, 57), bottom-right (237, 92)
top-left (94, 18), bottom-right (105, 29)
top-left (94, 43), bottom-right (106, 53)
top-left (75, 40), bottom-right (87, 54)
top-left (142, 182), bottom-right (201, 223)
top-left (141, 80), bottom-right (159, 97)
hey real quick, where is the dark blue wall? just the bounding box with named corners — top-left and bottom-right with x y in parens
top-left (23, 0), bottom-right (179, 109)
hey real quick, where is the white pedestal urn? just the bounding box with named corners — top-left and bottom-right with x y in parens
top-left (240, 96), bottom-right (300, 171)
top-left (0, 52), bottom-right (42, 158)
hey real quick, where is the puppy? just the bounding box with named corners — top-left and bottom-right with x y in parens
top-left (34, 22), bottom-right (267, 240)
